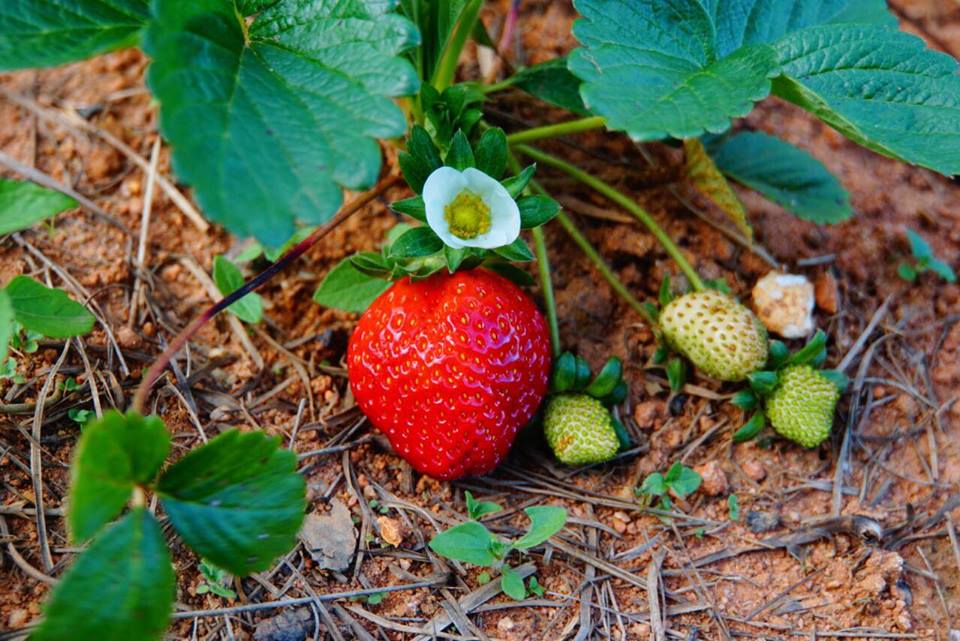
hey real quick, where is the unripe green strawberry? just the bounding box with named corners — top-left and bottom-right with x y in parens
top-left (660, 290), bottom-right (768, 382)
top-left (544, 394), bottom-right (619, 465)
top-left (766, 365), bottom-right (840, 447)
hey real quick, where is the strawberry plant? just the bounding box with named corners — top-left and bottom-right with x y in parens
top-left (2, 0), bottom-right (960, 638)
top-left (637, 462), bottom-right (703, 512)
top-left (429, 493), bottom-right (566, 600)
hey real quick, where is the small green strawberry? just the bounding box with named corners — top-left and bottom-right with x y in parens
top-left (659, 290), bottom-right (768, 382)
top-left (765, 364), bottom-right (840, 447)
top-left (544, 394), bottom-right (620, 465)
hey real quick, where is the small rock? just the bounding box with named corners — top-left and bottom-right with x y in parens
top-left (299, 500), bottom-right (356, 571)
top-left (8, 609), bottom-right (28, 629)
top-left (378, 515), bottom-right (404, 547)
top-left (116, 325), bottom-right (141, 349)
top-left (633, 400), bottom-right (663, 428)
top-left (254, 607), bottom-right (313, 641)
top-left (742, 459), bottom-right (766, 482)
top-left (752, 271), bottom-right (816, 338)
top-left (746, 510), bottom-right (781, 533)
top-left (497, 617), bottom-right (516, 633)
top-left (814, 271), bottom-right (839, 314)
top-left (695, 460), bottom-right (727, 497)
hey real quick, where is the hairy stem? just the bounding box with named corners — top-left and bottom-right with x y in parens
top-left (506, 116), bottom-right (607, 145)
top-left (132, 174), bottom-right (402, 414)
top-left (433, 0), bottom-right (483, 92)
top-left (531, 226), bottom-right (561, 357)
top-left (513, 143), bottom-right (705, 292)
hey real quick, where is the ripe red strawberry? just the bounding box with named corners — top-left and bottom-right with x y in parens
top-left (347, 268), bottom-right (551, 480)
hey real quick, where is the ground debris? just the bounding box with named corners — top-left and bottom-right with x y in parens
top-left (253, 607), bottom-right (314, 641)
top-left (299, 499), bottom-right (356, 572)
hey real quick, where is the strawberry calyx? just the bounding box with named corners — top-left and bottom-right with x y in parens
top-left (547, 351), bottom-right (632, 455)
top-left (732, 330), bottom-right (849, 445)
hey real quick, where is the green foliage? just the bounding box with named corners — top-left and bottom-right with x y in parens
top-left (37, 411), bottom-right (306, 639)
top-left (4, 276), bottom-right (95, 338)
top-left (898, 229), bottom-right (956, 283)
top-left (0, 290), bottom-right (11, 364)
top-left (773, 25), bottom-right (960, 176)
top-left (68, 411), bottom-right (169, 542)
top-left (704, 131), bottom-right (852, 223)
top-left (429, 503), bottom-right (566, 601)
top-left (0, 0), bottom-right (149, 71)
top-left (0, 178), bottom-right (76, 235)
top-left (727, 494), bottom-right (741, 521)
top-left (568, 0), bottom-right (779, 140)
top-left (142, 0), bottom-right (419, 247)
top-left (156, 430), bottom-right (306, 576)
top-left (511, 58), bottom-right (589, 116)
top-left (314, 259), bottom-right (393, 313)
top-left (399, 0), bottom-right (473, 87)
top-left (638, 462), bottom-right (702, 510)
top-left (213, 256), bottom-right (263, 324)
top-left (465, 490), bottom-right (502, 520)
top-left (32, 508), bottom-right (174, 641)
top-left (568, 0), bottom-right (960, 177)
top-left (197, 559), bottom-right (237, 600)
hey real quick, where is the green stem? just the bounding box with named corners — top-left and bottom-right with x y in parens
top-left (513, 143), bottom-right (705, 292)
top-left (481, 77), bottom-right (516, 95)
top-left (507, 151), bottom-right (561, 357)
top-left (433, 0), bottom-right (482, 92)
top-left (506, 116), bottom-right (606, 145)
top-left (532, 226), bottom-right (561, 358)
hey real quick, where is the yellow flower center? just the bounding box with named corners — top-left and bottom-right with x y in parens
top-left (443, 190), bottom-right (491, 240)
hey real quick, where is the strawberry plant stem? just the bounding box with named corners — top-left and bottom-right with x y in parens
top-left (506, 116), bottom-right (606, 144)
top-left (433, 0), bottom-right (483, 92)
top-left (132, 174), bottom-right (402, 414)
top-left (532, 227), bottom-right (560, 358)
top-left (513, 143), bottom-right (705, 292)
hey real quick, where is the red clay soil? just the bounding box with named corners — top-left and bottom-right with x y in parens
top-left (1, 1), bottom-right (959, 640)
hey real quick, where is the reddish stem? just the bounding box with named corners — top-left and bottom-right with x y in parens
top-left (132, 174), bottom-right (402, 414)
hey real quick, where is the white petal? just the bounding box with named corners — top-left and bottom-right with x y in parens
top-left (460, 168), bottom-right (521, 249)
top-left (423, 167), bottom-right (469, 248)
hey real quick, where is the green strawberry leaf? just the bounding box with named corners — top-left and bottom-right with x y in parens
top-left (0, 178), bottom-right (76, 235)
top-left (429, 521), bottom-right (499, 566)
top-left (68, 411), bottom-right (170, 543)
top-left (4, 275), bottom-right (95, 338)
top-left (927, 257), bottom-right (957, 283)
top-left (731, 390), bottom-right (758, 411)
top-left (0, 0), bottom-right (149, 71)
top-left (513, 506), bottom-right (566, 550)
top-left (517, 195), bottom-right (560, 229)
top-left (500, 565), bottom-right (526, 601)
top-left (142, 0), bottom-right (418, 247)
top-left (551, 352), bottom-right (577, 393)
top-left (314, 259), bottom-right (391, 313)
top-left (666, 357), bottom-right (687, 393)
top-left (705, 131), bottom-right (852, 224)
top-left (213, 256), bottom-right (263, 325)
top-left (31, 508), bottom-right (174, 641)
top-left (897, 263), bottom-right (918, 282)
top-left (512, 57), bottom-right (589, 116)
top-left (768, 339), bottom-right (791, 369)
top-left (157, 430), bottom-right (306, 576)
top-left (820, 369), bottom-right (850, 393)
top-left (465, 491), bottom-right (502, 520)
top-left (568, 0), bottom-right (780, 141)
top-left (733, 411), bottom-right (766, 443)
top-left (773, 25), bottom-right (960, 176)
top-left (727, 494), bottom-right (741, 521)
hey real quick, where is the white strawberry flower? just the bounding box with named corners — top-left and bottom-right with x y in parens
top-left (423, 166), bottom-right (520, 249)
